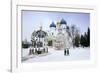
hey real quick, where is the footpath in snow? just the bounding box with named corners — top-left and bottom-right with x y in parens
top-left (22, 47), bottom-right (90, 63)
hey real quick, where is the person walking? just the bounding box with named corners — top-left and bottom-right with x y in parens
top-left (64, 49), bottom-right (67, 56)
top-left (67, 49), bottom-right (69, 55)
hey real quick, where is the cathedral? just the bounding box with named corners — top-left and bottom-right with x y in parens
top-left (29, 19), bottom-right (72, 55)
top-left (48, 19), bottom-right (72, 50)
top-left (31, 19), bottom-right (72, 51)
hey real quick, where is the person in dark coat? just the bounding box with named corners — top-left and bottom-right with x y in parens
top-left (64, 49), bottom-right (67, 56)
top-left (67, 49), bottom-right (69, 55)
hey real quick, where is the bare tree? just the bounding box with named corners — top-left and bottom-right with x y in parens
top-left (70, 24), bottom-right (80, 48)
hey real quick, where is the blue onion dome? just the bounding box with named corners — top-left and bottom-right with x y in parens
top-left (50, 22), bottom-right (56, 28)
top-left (60, 19), bottom-right (67, 25)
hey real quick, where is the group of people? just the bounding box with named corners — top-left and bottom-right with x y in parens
top-left (29, 47), bottom-right (48, 55)
top-left (64, 49), bottom-right (69, 56)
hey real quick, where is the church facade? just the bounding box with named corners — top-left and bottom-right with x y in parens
top-left (48, 19), bottom-right (72, 50)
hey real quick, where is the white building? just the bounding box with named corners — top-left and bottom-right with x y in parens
top-left (48, 19), bottom-right (72, 49)
top-left (31, 26), bottom-right (48, 49)
top-left (31, 19), bottom-right (72, 50)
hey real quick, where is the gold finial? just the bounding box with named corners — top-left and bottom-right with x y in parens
top-left (57, 20), bottom-right (61, 26)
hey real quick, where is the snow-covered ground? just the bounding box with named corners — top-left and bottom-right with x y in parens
top-left (22, 47), bottom-right (90, 63)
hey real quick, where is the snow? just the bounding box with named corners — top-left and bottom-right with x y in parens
top-left (22, 47), bottom-right (90, 63)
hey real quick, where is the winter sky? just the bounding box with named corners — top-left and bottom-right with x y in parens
top-left (22, 10), bottom-right (90, 41)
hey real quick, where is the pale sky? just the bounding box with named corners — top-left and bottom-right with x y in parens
top-left (22, 10), bottom-right (90, 41)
